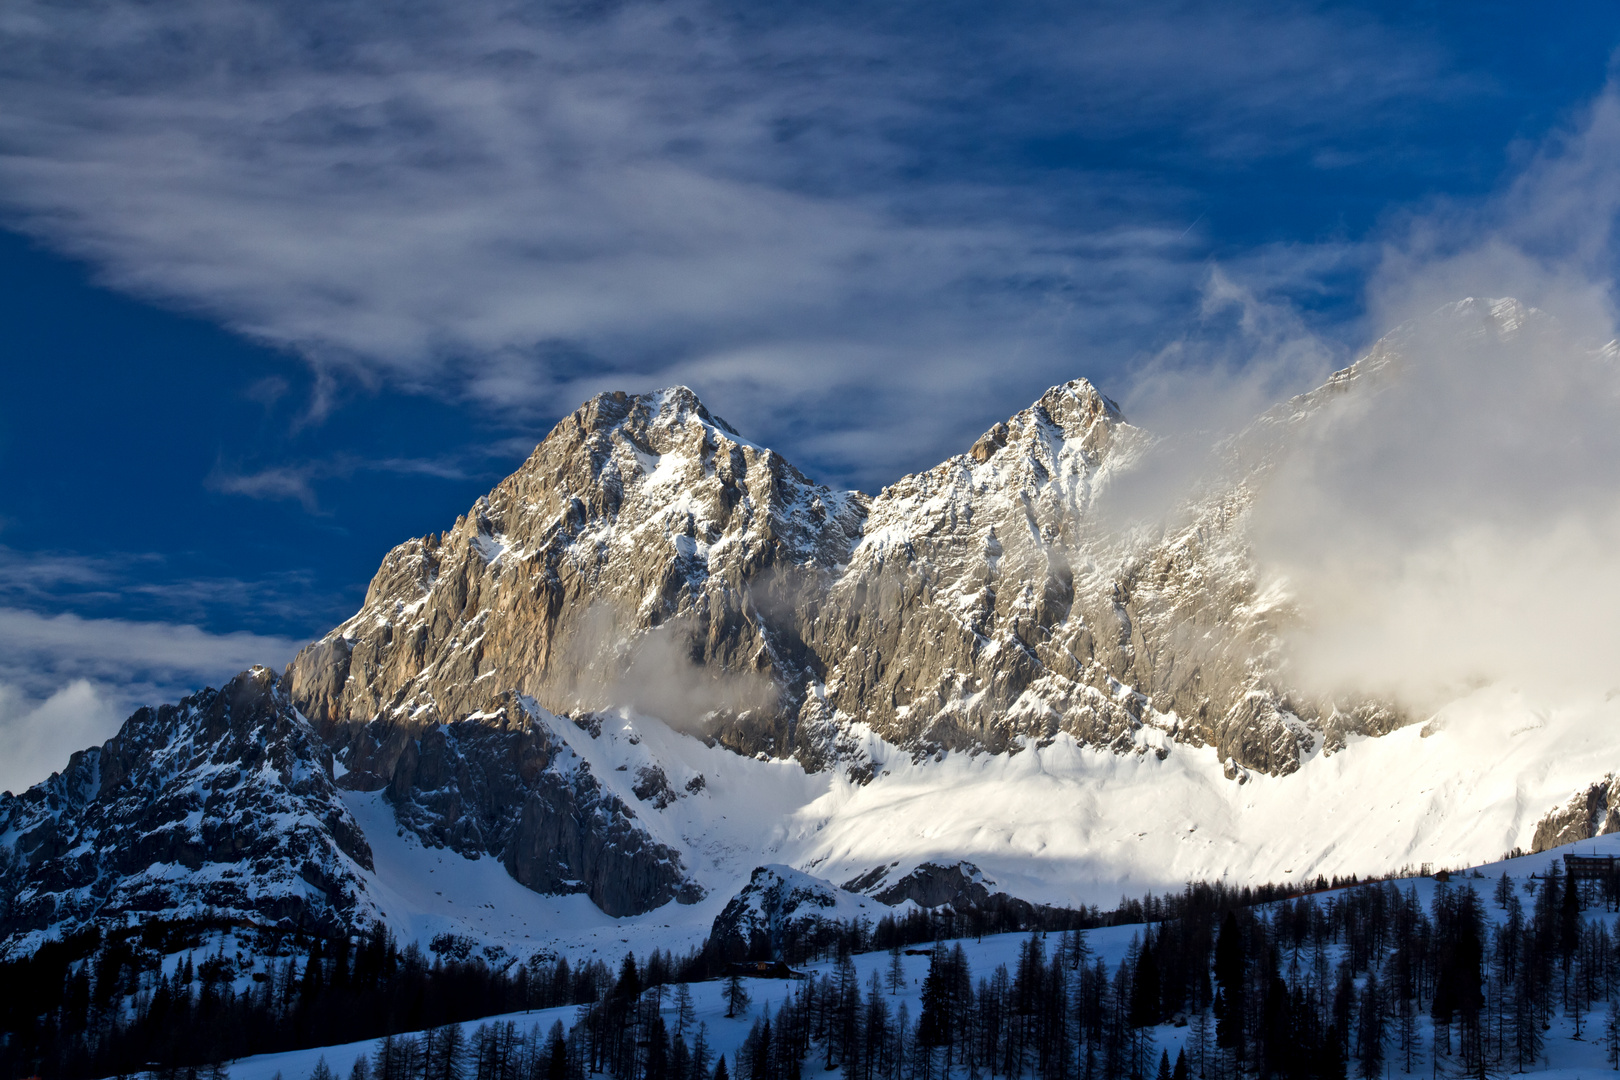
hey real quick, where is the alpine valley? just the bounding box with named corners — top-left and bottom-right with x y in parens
top-left (4, 297), bottom-right (1619, 972)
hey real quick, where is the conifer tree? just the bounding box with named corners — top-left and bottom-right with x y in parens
top-left (547, 1022), bottom-right (569, 1080)
top-left (725, 974), bottom-right (753, 1019)
top-left (1605, 996), bottom-right (1620, 1068)
top-left (690, 1024), bottom-right (713, 1080)
top-left (674, 983), bottom-right (696, 1039)
top-left (1357, 971), bottom-right (1385, 1080)
top-left (617, 955), bottom-right (642, 1002)
top-left (1130, 942), bottom-right (1160, 1030)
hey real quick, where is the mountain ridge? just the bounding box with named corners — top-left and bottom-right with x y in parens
top-left (10, 297), bottom-right (1620, 961)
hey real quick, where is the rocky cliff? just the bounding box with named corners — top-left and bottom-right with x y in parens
top-left (1531, 775), bottom-right (1620, 853)
top-left (294, 317), bottom-right (1449, 805)
top-left (334, 692), bottom-right (702, 916)
top-left (0, 668), bottom-right (374, 957)
top-left (284, 372), bottom-right (1377, 793)
top-left (265, 332), bottom-right (1445, 917)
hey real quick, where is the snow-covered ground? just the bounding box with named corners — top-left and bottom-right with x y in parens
top-left (354, 681), bottom-right (1620, 966)
top-left (216, 831), bottom-right (1620, 1080)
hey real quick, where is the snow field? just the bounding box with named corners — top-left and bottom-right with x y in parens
top-left (344, 682), bottom-right (1620, 970)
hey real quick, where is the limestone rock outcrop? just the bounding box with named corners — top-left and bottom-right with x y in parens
top-left (285, 375), bottom-right (1387, 791)
top-left (334, 693), bottom-right (701, 916)
top-left (1531, 776), bottom-right (1620, 853)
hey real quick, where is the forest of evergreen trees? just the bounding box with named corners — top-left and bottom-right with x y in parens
top-left (584, 863), bottom-right (1620, 1080)
top-left (6, 860), bottom-right (1619, 1080)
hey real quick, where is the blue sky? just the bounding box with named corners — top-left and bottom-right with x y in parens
top-left (4, 0), bottom-right (1620, 790)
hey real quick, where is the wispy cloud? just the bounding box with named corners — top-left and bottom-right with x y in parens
top-left (208, 464), bottom-right (324, 511)
top-left (205, 443), bottom-right (534, 511)
top-left (0, 0), bottom-right (1470, 487)
top-left (0, 545), bottom-right (350, 633)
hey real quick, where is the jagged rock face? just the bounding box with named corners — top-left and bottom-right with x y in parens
top-left (286, 374), bottom-right (1380, 785)
top-left (287, 387), bottom-right (866, 764)
top-left (805, 383), bottom-right (1154, 759)
top-left (0, 669), bottom-right (374, 956)
top-left (279, 309), bottom-right (1576, 914)
top-left (336, 693), bottom-right (701, 917)
top-left (1532, 776), bottom-right (1620, 852)
top-left (844, 861), bottom-right (996, 909)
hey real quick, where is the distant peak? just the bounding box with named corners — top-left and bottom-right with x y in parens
top-left (967, 377), bottom-right (1125, 462)
top-left (1429, 296), bottom-right (1547, 339)
top-left (1038, 377), bottom-right (1125, 421)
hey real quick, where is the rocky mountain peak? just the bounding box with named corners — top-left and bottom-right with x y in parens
top-left (270, 336), bottom-right (1458, 915)
top-left (965, 378), bottom-right (1127, 467)
top-left (547, 385), bottom-right (744, 454)
top-left (286, 361), bottom-right (1357, 796)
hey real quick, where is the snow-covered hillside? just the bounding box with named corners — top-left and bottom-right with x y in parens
top-left (204, 832), bottom-right (1620, 1080)
top-left (317, 680), bottom-right (1620, 966)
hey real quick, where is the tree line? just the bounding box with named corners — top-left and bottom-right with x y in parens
top-left (0, 920), bottom-right (700, 1080)
top-left (574, 862), bottom-right (1620, 1080)
top-left (8, 860), bottom-right (1620, 1080)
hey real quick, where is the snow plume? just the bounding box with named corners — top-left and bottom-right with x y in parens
top-left (1250, 79), bottom-right (1620, 715)
top-left (1253, 302), bottom-right (1620, 712)
top-left (558, 606), bottom-right (775, 734)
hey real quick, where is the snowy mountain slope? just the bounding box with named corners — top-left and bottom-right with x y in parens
top-left (285, 677), bottom-right (1620, 968)
top-left (6, 644), bottom-right (1619, 969)
top-left (0, 668), bottom-right (379, 958)
top-left (8, 297), bottom-right (1618, 964)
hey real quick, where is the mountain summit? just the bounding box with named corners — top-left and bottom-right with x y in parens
top-left (285, 368), bottom-right (1349, 790)
top-left (8, 299), bottom-right (1620, 960)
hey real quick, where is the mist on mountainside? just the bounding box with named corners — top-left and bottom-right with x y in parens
top-left (1252, 301), bottom-right (1620, 715)
top-left (1106, 82), bottom-right (1620, 724)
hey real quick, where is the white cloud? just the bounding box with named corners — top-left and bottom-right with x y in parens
top-left (204, 452), bottom-right (478, 511)
top-left (1252, 301), bottom-right (1620, 712)
top-left (1240, 80), bottom-right (1620, 716)
top-left (0, 0), bottom-right (1462, 487)
top-left (0, 680), bottom-right (121, 797)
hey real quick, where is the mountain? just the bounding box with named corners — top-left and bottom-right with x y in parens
top-left (0, 668), bottom-right (376, 955)
top-left (6, 297), bottom-right (1619, 963)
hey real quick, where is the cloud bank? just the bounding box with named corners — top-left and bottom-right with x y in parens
top-left (1247, 82), bottom-right (1620, 717)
